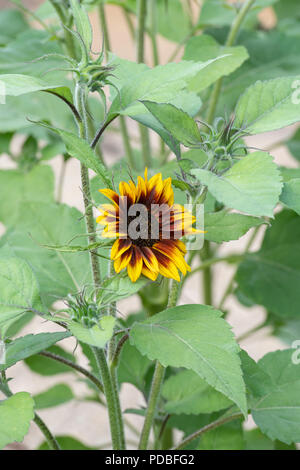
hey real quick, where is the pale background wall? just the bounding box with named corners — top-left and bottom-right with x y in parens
top-left (0, 0), bottom-right (297, 449)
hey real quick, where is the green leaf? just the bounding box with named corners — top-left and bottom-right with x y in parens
top-left (287, 128), bottom-right (300, 162)
top-left (0, 392), bottom-right (34, 450)
top-left (234, 77), bottom-right (300, 134)
top-left (0, 332), bottom-right (70, 371)
top-left (41, 240), bottom-right (111, 254)
top-left (192, 152), bottom-right (283, 217)
top-left (0, 9), bottom-right (28, 45)
top-left (236, 210), bottom-right (300, 318)
top-left (108, 60), bottom-right (228, 119)
top-left (42, 126), bottom-right (112, 188)
top-left (118, 342), bottom-right (151, 392)
top-left (141, 101), bottom-right (202, 148)
top-left (0, 74), bottom-right (64, 96)
top-left (98, 273), bottom-right (148, 305)
top-left (162, 369), bottom-right (232, 415)
top-left (0, 203), bottom-right (95, 307)
top-left (39, 435), bottom-right (95, 450)
top-left (34, 384), bottom-right (74, 410)
top-left (280, 179), bottom-right (300, 215)
top-left (66, 316), bottom-right (116, 348)
top-left (0, 257), bottom-right (44, 337)
top-left (204, 211), bottom-right (265, 243)
top-left (0, 165), bottom-right (54, 227)
top-left (183, 35), bottom-right (249, 93)
top-left (70, 0), bottom-right (92, 51)
top-left (130, 304), bottom-right (247, 416)
top-left (206, 30), bottom-right (300, 115)
top-left (251, 349), bottom-right (300, 444)
top-left (197, 420), bottom-right (245, 450)
top-left (25, 344), bottom-right (75, 376)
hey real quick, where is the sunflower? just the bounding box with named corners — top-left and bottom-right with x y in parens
top-left (96, 169), bottom-right (200, 283)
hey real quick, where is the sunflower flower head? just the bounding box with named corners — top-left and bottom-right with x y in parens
top-left (96, 169), bottom-right (201, 283)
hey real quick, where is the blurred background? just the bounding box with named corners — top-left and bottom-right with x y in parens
top-left (0, 0), bottom-right (298, 449)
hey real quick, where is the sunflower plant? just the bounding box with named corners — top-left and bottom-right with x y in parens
top-left (1, 0), bottom-right (300, 452)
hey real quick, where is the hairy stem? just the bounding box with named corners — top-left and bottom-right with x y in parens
top-left (173, 412), bottom-right (243, 450)
top-left (98, 0), bottom-right (111, 61)
top-left (92, 347), bottom-right (121, 449)
top-left (39, 350), bottom-right (104, 393)
top-left (139, 279), bottom-right (180, 450)
top-left (33, 413), bottom-right (61, 450)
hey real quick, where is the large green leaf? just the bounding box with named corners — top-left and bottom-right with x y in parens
top-left (204, 211), bottom-right (265, 243)
top-left (0, 74), bottom-right (65, 96)
top-left (34, 384), bottom-right (74, 410)
top-left (0, 165), bottom-right (54, 227)
top-left (0, 332), bottom-right (70, 371)
top-left (108, 59), bottom-right (230, 119)
top-left (192, 152), bottom-right (282, 217)
top-left (0, 203), bottom-right (95, 306)
top-left (208, 30), bottom-right (300, 115)
top-left (141, 101), bottom-right (202, 148)
top-left (236, 210), bottom-right (300, 318)
top-left (70, 0), bottom-right (92, 51)
top-left (234, 77), bottom-right (300, 134)
top-left (0, 392), bottom-right (35, 450)
top-left (39, 435), bottom-right (95, 450)
top-left (130, 304), bottom-right (247, 416)
top-left (183, 35), bottom-right (249, 93)
top-left (118, 341), bottom-right (151, 392)
top-left (0, 9), bottom-right (28, 45)
top-left (0, 257), bottom-right (44, 337)
top-left (280, 179), bottom-right (300, 215)
top-left (287, 128), bottom-right (300, 162)
top-left (251, 349), bottom-right (300, 444)
top-left (162, 369), bottom-right (232, 415)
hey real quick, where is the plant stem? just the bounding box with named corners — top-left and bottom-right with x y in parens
top-left (205, 0), bottom-right (256, 125)
top-left (75, 84), bottom-right (101, 287)
top-left (92, 347), bottom-right (121, 449)
top-left (149, 0), bottom-right (159, 66)
top-left (201, 240), bottom-right (213, 305)
top-left (33, 413), bottom-right (61, 450)
top-left (39, 351), bottom-right (104, 393)
top-left (173, 412), bottom-right (243, 450)
top-left (136, 0), bottom-right (152, 167)
top-left (136, 0), bottom-right (147, 63)
top-left (139, 279), bottom-right (180, 450)
top-left (98, 0), bottom-right (111, 61)
top-left (107, 263), bottom-right (126, 450)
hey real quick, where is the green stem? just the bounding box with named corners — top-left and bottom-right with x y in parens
top-left (92, 347), bottom-right (121, 450)
top-left (136, 0), bottom-right (147, 63)
top-left (107, 263), bottom-right (126, 450)
top-left (139, 279), bottom-right (180, 450)
top-left (75, 84), bottom-right (101, 287)
top-left (39, 351), bottom-right (104, 393)
top-left (33, 413), bottom-right (61, 451)
top-left (98, 0), bottom-right (111, 61)
top-left (136, 0), bottom-right (152, 167)
top-left (201, 240), bottom-right (213, 305)
top-left (173, 412), bottom-right (243, 450)
top-left (149, 0), bottom-right (159, 66)
top-left (187, 254), bottom-right (243, 278)
top-left (206, 0), bottom-right (256, 125)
